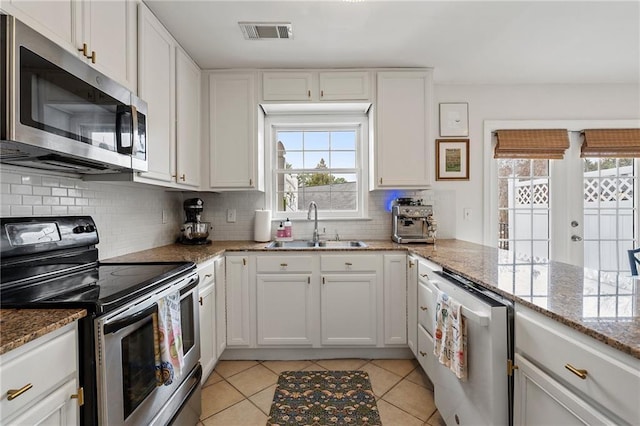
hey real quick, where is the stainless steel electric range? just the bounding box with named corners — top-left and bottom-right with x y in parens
top-left (0, 216), bottom-right (202, 426)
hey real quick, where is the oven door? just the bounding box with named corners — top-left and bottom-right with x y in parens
top-left (95, 273), bottom-right (199, 426)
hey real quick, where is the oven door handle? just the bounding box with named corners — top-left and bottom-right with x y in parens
top-left (104, 304), bottom-right (157, 335)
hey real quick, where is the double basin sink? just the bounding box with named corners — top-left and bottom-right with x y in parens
top-left (265, 240), bottom-right (368, 249)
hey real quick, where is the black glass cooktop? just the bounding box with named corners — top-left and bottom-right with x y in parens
top-left (0, 262), bottom-right (194, 314)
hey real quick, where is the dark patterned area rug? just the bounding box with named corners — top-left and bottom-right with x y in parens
top-left (267, 370), bottom-right (382, 426)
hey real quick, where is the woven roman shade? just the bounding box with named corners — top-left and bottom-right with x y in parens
top-left (494, 129), bottom-right (570, 159)
top-left (581, 129), bottom-right (640, 158)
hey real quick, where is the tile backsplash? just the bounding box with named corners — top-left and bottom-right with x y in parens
top-left (1, 167), bottom-right (183, 259)
top-left (1, 167), bottom-right (454, 259)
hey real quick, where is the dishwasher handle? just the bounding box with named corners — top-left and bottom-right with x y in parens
top-left (427, 280), bottom-right (490, 327)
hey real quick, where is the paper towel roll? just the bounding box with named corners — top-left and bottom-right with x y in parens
top-left (254, 210), bottom-right (272, 242)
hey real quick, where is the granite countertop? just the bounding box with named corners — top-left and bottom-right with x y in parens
top-left (0, 308), bottom-right (87, 355)
top-left (105, 239), bottom-right (639, 359)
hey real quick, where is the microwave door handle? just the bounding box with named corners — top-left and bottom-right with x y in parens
top-left (104, 304), bottom-right (156, 334)
top-left (130, 104), bottom-right (140, 156)
top-left (115, 105), bottom-right (133, 155)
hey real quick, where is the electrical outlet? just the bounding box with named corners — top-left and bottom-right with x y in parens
top-left (463, 208), bottom-right (472, 221)
top-left (162, 209), bottom-right (168, 224)
top-left (227, 209), bottom-right (236, 223)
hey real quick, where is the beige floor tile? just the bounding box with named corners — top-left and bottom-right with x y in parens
top-left (371, 358), bottom-right (418, 377)
top-left (427, 409), bottom-right (446, 426)
top-left (376, 399), bottom-right (424, 426)
top-left (248, 383), bottom-right (277, 415)
top-left (201, 380), bottom-right (244, 419)
top-left (382, 379), bottom-right (436, 421)
top-left (226, 364), bottom-right (278, 397)
top-left (202, 400), bottom-right (267, 426)
top-left (405, 366), bottom-right (434, 391)
top-left (315, 358), bottom-right (369, 371)
top-left (214, 360), bottom-right (258, 379)
top-left (358, 363), bottom-right (403, 397)
top-left (203, 371), bottom-right (223, 388)
top-left (261, 360), bottom-right (313, 374)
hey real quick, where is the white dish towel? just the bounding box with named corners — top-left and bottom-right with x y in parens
top-left (433, 288), bottom-right (468, 380)
top-left (156, 291), bottom-right (184, 385)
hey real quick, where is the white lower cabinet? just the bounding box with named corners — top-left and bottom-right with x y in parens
top-left (407, 256), bottom-right (418, 356)
top-left (513, 353), bottom-right (613, 425)
top-left (257, 274), bottom-right (313, 345)
top-left (383, 254), bottom-right (407, 345)
top-left (416, 324), bottom-right (435, 382)
top-left (197, 259), bottom-right (217, 382)
top-left (320, 273), bottom-right (378, 345)
top-left (225, 255), bottom-right (251, 346)
top-left (214, 256), bottom-right (227, 358)
top-left (514, 305), bottom-right (640, 425)
top-left (0, 323), bottom-right (81, 426)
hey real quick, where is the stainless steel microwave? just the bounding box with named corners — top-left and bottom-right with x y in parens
top-left (1, 15), bottom-right (148, 174)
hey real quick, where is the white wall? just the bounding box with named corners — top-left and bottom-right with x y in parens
top-left (432, 83), bottom-right (640, 244)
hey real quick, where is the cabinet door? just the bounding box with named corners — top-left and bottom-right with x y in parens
top-left (417, 324), bottom-right (436, 383)
top-left (198, 283), bottom-right (216, 382)
top-left (209, 72), bottom-right (259, 189)
top-left (6, 379), bottom-right (79, 426)
top-left (383, 254), bottom-right (407, 345)
top-left (321, 274), bottom-right (377, 345)
top-left (262, 71), bottom-right (313, 101)
top-left (225, 256), bottom-right (250, 346)
top-left (137, 4), bottom-right (176, 183)
top-left (514, 354), bottom-right (614, 425)
top-left (175, 46), bottom-right (201, 188)
top-left (85, 0), bottom-right (137, 91)
top-left (257, 274), bottom-right (312, 345)
top-left (319, 71), bottom-right (370, 101)
top-left (5, 0), bottom-right (75, 54)
top-left (214, 257), bottom-right (227, 357)
top-left (407, 256), bottom-right (418, 356)
top-left (374, 70), bottom-right (433, 188)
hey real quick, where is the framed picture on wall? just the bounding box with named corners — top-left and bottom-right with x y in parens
top-left (436, 139), bottom-right (469, 181)
top-left (439, 102), bottom-right (469, 137)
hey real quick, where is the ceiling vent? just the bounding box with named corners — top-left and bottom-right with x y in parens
top-left (239, 22), bottom-right (293, 40)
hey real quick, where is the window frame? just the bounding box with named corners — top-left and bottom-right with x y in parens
top-left (265, 113), bottom-right (369, 221)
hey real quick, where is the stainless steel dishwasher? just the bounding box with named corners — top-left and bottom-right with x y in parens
top-left (427, 269), bottom-right (514, 426)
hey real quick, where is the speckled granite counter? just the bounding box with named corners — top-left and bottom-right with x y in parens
top-left (0, 308), bottom-right (87, 355)
top-left (105, 239), bottom-right (640, 359)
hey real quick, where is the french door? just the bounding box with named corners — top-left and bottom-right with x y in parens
top-left (495, 131), bottom-right (638, 274)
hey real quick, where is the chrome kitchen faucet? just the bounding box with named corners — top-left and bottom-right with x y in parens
top-left (308, 201), bottom-right (320, 244)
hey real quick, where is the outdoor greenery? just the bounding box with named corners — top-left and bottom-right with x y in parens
top-left (296, 158), bottom-right (347, 187)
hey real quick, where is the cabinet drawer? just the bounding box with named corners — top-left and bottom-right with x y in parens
top-left (516, 308), bottom-right (640, 424)
top-left (197, 259), bottom-right (216, 287)
top-left (417, 325), bottom-right (436, 383)
top-left (320, 254), bottom-right (378, 272)
top-left (1, 324), bottom-right (77, 421)
top-left (257, 256), bottom-right (313, 273)
top-left (418, 279), bottom-right (435, 333)
top-left (417, 258), bottom-right (442, 282)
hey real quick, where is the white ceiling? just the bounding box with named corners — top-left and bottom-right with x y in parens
top-left (144, 0), bottom-right (640, 84)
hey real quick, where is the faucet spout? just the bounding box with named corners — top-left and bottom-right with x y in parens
top-left (307, 201), bottom-right (319, 243)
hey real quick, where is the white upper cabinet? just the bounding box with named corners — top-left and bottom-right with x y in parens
top-left (207, 71), bottom-right (264, 191)
top-left (136, 4), bottom-right (201, 189)
top-left (5, 0), bottom-right (137, 91)
top-left (261, 70), bottom-right (371, 102)
top-left (372, 70), bottom-right (433, 189)
top-left (175, 46), bottom-right (201, 188)
top-left (137, 4), bottom-right (176, 184)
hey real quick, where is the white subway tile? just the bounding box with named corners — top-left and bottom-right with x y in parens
top-left (51, 206), bottom-right (68, 215)
top-left (33, 206), bottom-right (52, 215)
top-left (41, 177), bottom-right (60, 187)
top-left (43, 196), bottom-right (60, 205)
top-left (51, 188), bottom-right (67, 197)
top-left (1, 183), bottom-right (10, 193)
top-left (60, 197), bottom-right (75, 206)
top-left (1, 173), bottom-right (21, 184)
top-left (68, 206), bottom-right (83, 214)
top-left (11, 205), bottom-right (32, 216)
top-left (10, 184), bottom-right (32, 195)
top-left (68, 189), bottom-right (82, 197)
top-left (2, 194), bottom-right (22, 204)
top-left (33, 187), bottom-right (51, 196)
top-left (22, 195), bottom-right (43, 205)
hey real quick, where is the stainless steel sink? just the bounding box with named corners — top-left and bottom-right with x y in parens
top-left (265, 240), bottom-right (368, 249)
